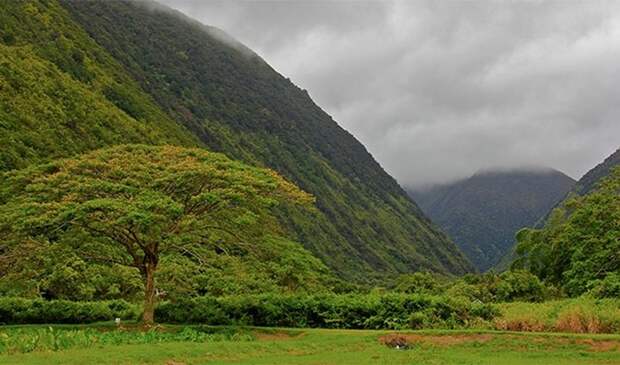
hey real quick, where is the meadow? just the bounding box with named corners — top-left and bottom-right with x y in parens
top-left (0, 324), bottom-right (619, 365)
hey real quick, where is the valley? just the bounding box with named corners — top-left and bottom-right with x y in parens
top-left (0, 1), bottom-right (618, 364)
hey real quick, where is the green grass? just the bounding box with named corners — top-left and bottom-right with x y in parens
top-left (0, 325), bottom-right (619, 364)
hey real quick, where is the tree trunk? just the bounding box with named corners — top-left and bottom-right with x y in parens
top-left (142, 262), bottom-right (157, 325)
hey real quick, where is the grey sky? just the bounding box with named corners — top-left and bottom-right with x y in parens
top-left (158, 0), bottom-right (620, 187)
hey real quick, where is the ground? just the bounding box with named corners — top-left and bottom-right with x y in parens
top-left (1, 326), bottom-right (620, 365)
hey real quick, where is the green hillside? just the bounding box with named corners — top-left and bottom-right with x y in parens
top-left (57, 0), bottom-right (472, 279)
top-left (409, 169), bottom-right (575, 271)
top-left (513, 166), bottom-right (620, 296)
top-left (496, 147), bottom-right (620, 271)
top-left (0, 0), bottom-right (199, 171)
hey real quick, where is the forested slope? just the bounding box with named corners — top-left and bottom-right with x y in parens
top-left (60, 0), bottom-right (473, 279)
top-left (409, 169), bottom-right (575, 271)
top-left (0, 0), bottom-right (198, 171)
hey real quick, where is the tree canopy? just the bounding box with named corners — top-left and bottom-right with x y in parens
top-left (0, 144), bottom-right (318, 323)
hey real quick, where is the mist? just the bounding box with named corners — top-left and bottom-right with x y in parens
top-left (157, 0), bottom-right (620, 187)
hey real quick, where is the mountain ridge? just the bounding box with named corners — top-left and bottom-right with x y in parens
top-left (573, 148), bottom-right (620, 195)
top-left (409, 168), bottom-right (575, 271)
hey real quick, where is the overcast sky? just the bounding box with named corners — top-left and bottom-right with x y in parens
top-left (158, 0), bottom-right (620, 187)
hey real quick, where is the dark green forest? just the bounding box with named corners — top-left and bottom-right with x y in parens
top-left (409, 169), bottom-right (576, 271)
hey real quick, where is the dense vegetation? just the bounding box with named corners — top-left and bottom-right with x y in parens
top-left (0, 145), bottom-right (334, 322)
top-left (513, 167), bottom-right (620, 297)
top-left (0, 0), bottom-right (198, 171)
top-left (59, 0), bottom-right (472, 279)
top-left (409, 169), bottom-right (575, 271)
top-left (2, 294), bottom-right (620, 336)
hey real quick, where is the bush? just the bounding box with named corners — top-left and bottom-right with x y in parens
top-left (393, 272), bottom-right (442, 295)
top-left (156, 293), bottom-right (497, 330)
top-left (589, 273), bottom-right (620, 298)
top-left (441, 271), bottom-right (552, 303)
top-left (495, 270), bottom-right (546, 302)
top-left (0, 298), bottom-right (140, 324)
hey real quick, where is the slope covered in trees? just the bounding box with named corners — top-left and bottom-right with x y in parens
top-left (408, 169), bottom-right (575, 271)
top-left (58, 0), bottom-right (472, 279)
top-left (0, 0), bottom-right (199, 171)
top-left (513, 167), bottom-right (620, 297)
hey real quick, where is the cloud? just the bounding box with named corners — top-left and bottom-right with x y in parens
top-left (157, 0), bottom-right (620, 187)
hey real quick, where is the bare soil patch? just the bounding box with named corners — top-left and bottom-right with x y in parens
top-left (254, 331), bottom-right (305, 341)
top-left (165, 361), bottom-right (187, 365)
top-left (576, 339), bottom-right (620, 352)
top-left (379, 333), bottom-right (494, 348)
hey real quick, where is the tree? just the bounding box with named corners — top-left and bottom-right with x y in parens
top-left (0, 144), bottom-right (313, 323)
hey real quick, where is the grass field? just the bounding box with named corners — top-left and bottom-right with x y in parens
top-left (1, 324), bottom-right (620, 365)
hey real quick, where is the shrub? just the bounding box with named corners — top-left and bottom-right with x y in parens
top-left (0, 298), bottom-right (140, 324)
top-left (589, 273), bottom-right (620, 298)
top-left (156, 293), bottom-right (496, 330)
top-left (495, 270), bottom-right (546, 302)
top-left (394, 272), bottom-right (442, 295)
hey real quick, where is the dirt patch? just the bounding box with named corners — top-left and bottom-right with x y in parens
top-left (254, 331), bottom-right (304, 341)
top-left (576, 339), bottom-right (620, 352)
top-left (494, 318), bottom-right (546, 332)
top-left (379, 333), bottom-right (494, 348)
top-left (165, 361), bottom-right (187, 365)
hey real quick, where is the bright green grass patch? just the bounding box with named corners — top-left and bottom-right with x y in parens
top-left (0, 324), bottom-right (254, 355)
top-left (0, 326), bottom-right (619, 365)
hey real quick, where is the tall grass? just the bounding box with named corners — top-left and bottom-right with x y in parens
top-left (0, 326), bottom-right (254, 354)
top-left (495, 298), bottom-right (620, 333)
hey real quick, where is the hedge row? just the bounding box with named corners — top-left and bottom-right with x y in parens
top-left (156, 294), bottom-right (498, 330)
top-left (0, 298), bottom-right (140, 324)
top-left (0, 294), bottom-right (497, 329)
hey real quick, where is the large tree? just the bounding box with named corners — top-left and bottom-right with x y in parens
top-left (0, 144), bottom-right (313, 323)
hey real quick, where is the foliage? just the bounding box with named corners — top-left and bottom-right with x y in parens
top-left (391, 270), bottom-right (551, 303)
top-left (0, 297), bottom-right (139, 324)
top-left (513, 168), bottom-right (620, 297)
top-left (156, 293), bottom-right (497, 330)
top-left (393, 272), bottom-right (444, 295)
top-left (0, 1), bottom-right (198, 172)
top-left (0, 145), bottom-right (326, 322)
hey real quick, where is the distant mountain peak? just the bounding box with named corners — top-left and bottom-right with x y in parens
top-left (408, 168), bottom-right (575, 271)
